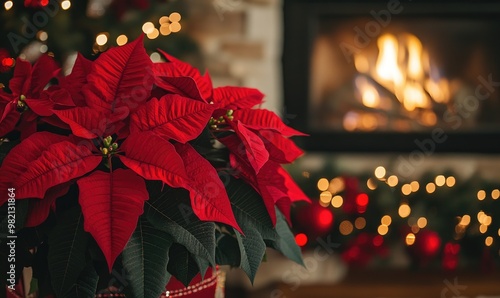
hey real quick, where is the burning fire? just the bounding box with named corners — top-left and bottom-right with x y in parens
top-left (349, 33), bottom-right (451, 131)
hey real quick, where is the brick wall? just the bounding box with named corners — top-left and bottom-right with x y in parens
top-left (185, 0), bottom-right (283, 113)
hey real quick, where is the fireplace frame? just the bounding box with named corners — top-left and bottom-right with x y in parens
top-left (282, 0), bottom-right (500, 153)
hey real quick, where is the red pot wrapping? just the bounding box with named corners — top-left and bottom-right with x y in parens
top-left (160, 266), bottom-right (224, 298)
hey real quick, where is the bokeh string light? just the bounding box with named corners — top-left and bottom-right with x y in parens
top-left (4, 0), bottom-right (13, 10)
top-left (2, 0), bottom-right (191, 69)
top-left (140, 12), bottom-right (182, 40)
top-left (61, 0), bottom-right (71, 10)
top-left (89, 11), bottom-right (183, 53)
top-left (293, 164), bottom-right (500, 269)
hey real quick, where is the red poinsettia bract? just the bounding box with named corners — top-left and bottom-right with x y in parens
top-left (0, 35), bottom-right (308, 271)
top-left (153, 50), bottom-right (311, 224)
top-left (0, 54), bottom-right (68, 139)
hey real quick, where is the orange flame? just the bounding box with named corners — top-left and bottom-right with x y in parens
top-left (356, 33), bottom-right (451, 112)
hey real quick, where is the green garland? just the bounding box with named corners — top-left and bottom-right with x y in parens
top-left (287, 156), bottom-right (500, 270)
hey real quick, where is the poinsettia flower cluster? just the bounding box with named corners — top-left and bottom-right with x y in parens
top-left (0, 36), bottom-right (308, 271)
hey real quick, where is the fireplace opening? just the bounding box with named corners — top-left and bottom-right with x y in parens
top-left (283, 1), bottom-right (500, 152)
top-left (311, 17), bottom-right (500, 132)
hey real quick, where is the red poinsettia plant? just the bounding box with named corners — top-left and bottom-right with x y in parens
top-left (0, 35), bottom-right (309, 297)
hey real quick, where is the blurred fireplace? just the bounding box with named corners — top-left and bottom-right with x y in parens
top-left (283, 0), bottom-right (500, 153)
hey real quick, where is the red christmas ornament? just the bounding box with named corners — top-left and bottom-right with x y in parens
top-left (408, 229), bottom-right (442, 267)
top-left (24, 0), bottom-right (49, 8)
top-left (418, 230), bottom-right (441, 257)
top-left (480, 247), bottom-right (495, 273)
top-left (0, 49), bottom-right (14, 73)
top-left (318, 208), bottom-right (334, 228)
top-left (341, 233), bottom-right (388, 267)
top-left (295, 233), bottom-right (308, 247)
top-left (294, 201), bottom-right (334, 237)
top-left (342, 176), bottom-right (361, 214)
top-left (355, 193), bottom-right (369, 214)
top-left (442, 242), bottom-right (460, 271)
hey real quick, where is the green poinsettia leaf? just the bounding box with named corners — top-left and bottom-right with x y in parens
top-left (167, 243), bottom-right (204, 287)
top-left (65, 263), bottom-right (99, 298)
top-left (17, 226), bottom-right (46, 248)
top-left (225, 178), bottom-right (278, 240)
top-left (122, 218), bottom-right (174, 298)
top-left (0, 199), bottom-right (28, 242)
top-left (32, 242), bottom-right (54, 297)
top-left (145, 184), bottom-right (215, 266)
top-left (193, 255), bottom-right (211, 280)
top-left (189, 127), bottom-right (215, 152)
top-left (266, 208), bottom-right (304, 266)
top-left (0, 138), bottom-right (20, 165)
top-left (47, 205), bottom-right (90, 297)
top-left (234, 228), bottom-right (266, 283)
top-left (215, 231), bottom-right (240, 267)
top-left (224, 177), bottom-right (279, 282)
